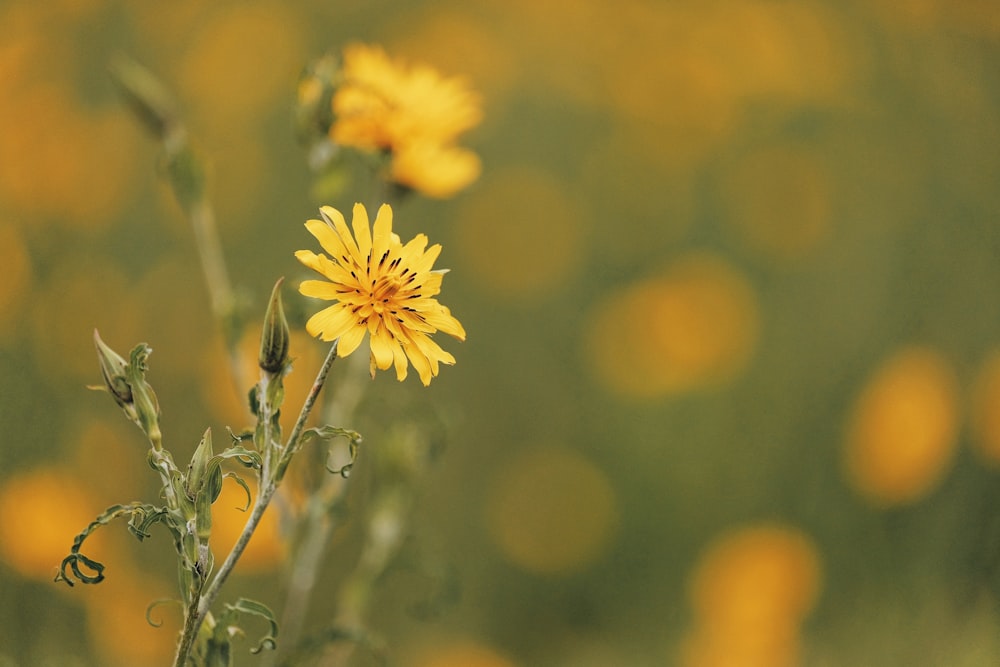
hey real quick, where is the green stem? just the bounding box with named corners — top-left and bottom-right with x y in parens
top-left (274, 340), bottom-right (340, 483)
top-left (266, 350), bottom-right (367, 665)
top-left (170, 341), bottom-right (340, 667)
top-left (172, 587), bottom-right (203, 667)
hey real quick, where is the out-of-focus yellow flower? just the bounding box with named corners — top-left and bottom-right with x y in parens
top-left (584, 253), bottom-right (759, 398)
top-left (0, 468), bottom-right (113, 581)
top-left (485, 444), bottom-right (618, 575)
top-left (210, 479), bottom-right (285, 573)
top-left (84, 566), bottom-right (177, 667)
top-left (682, 523), bottom-right (822, 667)
top-left (296, 203), bottom-right (465, 386)
top-left (843, 346), bottom-right (959, 506)
top-left (331, 43), bottom-right (482, 198)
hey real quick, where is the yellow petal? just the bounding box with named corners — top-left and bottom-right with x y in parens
top-left (372, 203), bottom-right (394, 263)
top-left (337, 323), bottom-right (367, 357)
top-left (299, 279), bottom-right (348, 300)
top-left (306, 304), bottom-right (356, 342)
top-left (392, 342), bottom-right (409, 381)
top-left (369, 326), bottom-right (397, 371)
top-left (322, 205), bottom-right (363, 268)
top-left (404, 340), bottom-right (434, 386)
top-left (305, 218), bottom-right (349, 263)
top-left (351, 202), bottom-right (373, 260)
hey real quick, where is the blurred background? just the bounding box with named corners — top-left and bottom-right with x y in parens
top-left (1, 1), bottom-right (1000, 665)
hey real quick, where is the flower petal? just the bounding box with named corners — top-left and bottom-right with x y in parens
top-left (369, 326), bottom-right (397, 371)
top-left (337, 323), bottom-right (367, 357)
top-left (350, 202), bottom-right (373, 262)
top-left (306, 304), bottom-right (356, 342)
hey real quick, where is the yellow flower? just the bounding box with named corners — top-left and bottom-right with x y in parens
top-left (331, 43), bottom-right (482, 198)
top-left (295, 203), bottom-right (466, 385)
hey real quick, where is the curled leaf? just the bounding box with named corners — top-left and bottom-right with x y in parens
top-left (145, 598), bottom-right (183, 628)
top-left (301, 426), bottom-right (363, 478)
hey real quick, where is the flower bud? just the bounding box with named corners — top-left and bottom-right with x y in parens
top-left (93, 329), bottom-right (133, 409)
top-left (259, 278), bottom-right (290, 374)
top-left (128, 344), bottom-right (163, 449)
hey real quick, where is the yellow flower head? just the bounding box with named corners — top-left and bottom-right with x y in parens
top-left (295, 203), bottom-right (466, 385)
top-left (331, 43), bottom-right (482, 198)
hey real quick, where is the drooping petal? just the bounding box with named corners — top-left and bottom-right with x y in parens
top-left (337, 323), bottom-right (367, 357)
top-left (403, 340), bottom-right (434, 386)
top-left (423, 305), bottom-right (466, 340)
top-left (369, 326), bottom-right (397, 371)
top-left (391, 342), bottom-right (409, 381)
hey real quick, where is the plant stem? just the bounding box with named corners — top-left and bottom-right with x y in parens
top-left (274, 340), bottom-right (340, 483)
top-left (266, 351), bottom-right (367, 665)
top-left (171, 341), bottom-right (340, 667)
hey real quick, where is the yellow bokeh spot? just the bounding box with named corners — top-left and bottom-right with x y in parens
top-left (689, 524), bottom-right (822, 628)
top-left (210, 476), bottom-right (285, 573)
top-left (585, 253), bottom-right (759, 398)
top-left (0, 468), bottom-right (113, 581)
top-left (387, 9), bottom-right (517, 105)
top-left (968, 349), bottom-right (1000, 464)
top-left (177, 5), bottom-right (305, 131)
top-left (681, 623), bottom-right (801, 667)
top-left (410, 640), bottom-right (518, 667)
top-left (0, 221), bottom-right (31, 340)
top-left (720, 145), bottom-right (832, 262)
top-left (485, 444), bottom-right (617, 575)
top-left (84, 568), bottom-right (177, 667)
top-left (682, 523), bottom-right (822, 667)
top-left (843, 346), bottom-right (960, 506)
top-left (453, 167), bottom-right (585, 300)
top-left (0, 83), bottom-right (137, 229)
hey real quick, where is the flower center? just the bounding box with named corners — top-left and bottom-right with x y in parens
top-left (370, 274), bottom-right (402, 311)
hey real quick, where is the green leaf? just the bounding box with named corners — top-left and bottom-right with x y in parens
top-left (55, 502), bottom-right (172, 586)
top-left (145, 598), bottom-right (182, 628)
top-left (214, 597), bottom-right (279, 656)
top-left (222, 472), bottom-right (253, 511)
top-left (301, 426), bottom-right (363, 478)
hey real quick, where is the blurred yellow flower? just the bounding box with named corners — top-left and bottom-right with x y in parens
top-left (584, 253), bottom-right (759, 398)
top-left (331, 43), bottom-right (482, 197)
top-left (210, 479), bottom-right (285, 572)
top-left (843, 346), bottom-right (959, 506)
top-left (296, 203), bottom-right (466, 386)
top-left (682, 523), bottom-right (822, 667)
top-left (0, 468), bottom-right (112, 581)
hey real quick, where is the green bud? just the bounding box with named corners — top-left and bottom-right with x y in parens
top-left (185, 428), bottom-right (214, 500)
top-left (93, 329), bottom-right (134, 410)
top-left (258, 277), bottom-right (290, 374)
top-left (127, 343), bottom-right (163, 449)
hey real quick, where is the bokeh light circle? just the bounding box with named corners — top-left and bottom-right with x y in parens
top-left (485, 444), bottom-right (617, 575)
top-left (584, 253), bottom-right (759, 398)
top-left (843, 346), bottom-right (960, 506)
